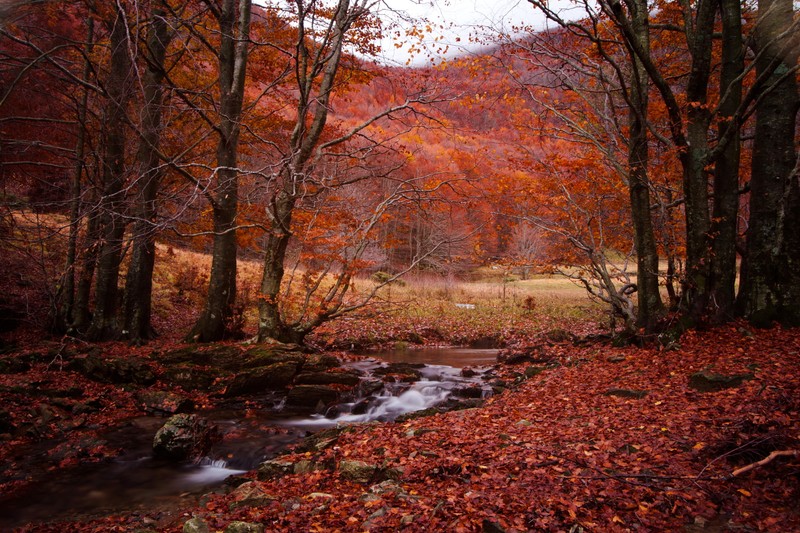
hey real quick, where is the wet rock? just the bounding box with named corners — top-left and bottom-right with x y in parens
top-left (292, 426), bottom-right (349, 453)
top-left (688, 371), bottom-right (754, 393)
top-left (294, 370), bottom-right (361, 387)
top-left (229, 481), bottom-right (277, 509)
top-left (604, 388), bottom-right (648, 399)
top-left (224, 522), bottom-right (264, 533)
top-left (339, 460), bottom-right (377, 483)
top-left (153, 414), bottom-right (217, 461)
top-left (373, 363), bottom-right (424, 382)
top-left (183, 518), bottom-right (210, 533)
top-left (136, 390), bottom-right (195, 414)
top-left (69, 354), bottom-right (156, 385)
top-left (452, 385), bottom-right (484, 399)
top-left (460, 367), bottom-right (477, 378)
top-left (224, 362), bottom-right (299, 397)
top-left (257, 459), bottom-right (295, 480)
top-left (497, 344), bottom-right (552, 365)
top-left (359, 379), bottom-right (384, 396)
top-left (395, 407), bottom-right (442, 422)
top-left (351, 397), bottom-right (378, 415)
top-left (301, 353), bottom-right (341, 372)
top-left (285, 384), bottom-right (340, 411)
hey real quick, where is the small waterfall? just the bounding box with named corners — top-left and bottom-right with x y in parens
top-left (281, 361), bottom-right (491, 429)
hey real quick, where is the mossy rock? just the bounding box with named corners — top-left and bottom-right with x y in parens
top-left (224, 362), bottom-right (300, 397)
top-left (161, 364), bottom-right (219, 392)
top-left (294, 370), bottom-right (361, 387)
top-left (136, 390), bottom-right (195, 414)
top-left (153, 414), bottom-right (217, 461)
top-left (285, 384), bottom-right (340, 410)
top-left (69, 354), bottom-right (156, 385)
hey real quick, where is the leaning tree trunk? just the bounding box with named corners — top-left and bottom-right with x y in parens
top-left (256, 189), bottom-right (297, 344)
top-left (123, 7), bottom-right (171, 343)
top-left (188, 0), bottom-right (251, 342)
top-left (737, 0), bottom-right (800, 325)
top-left (86, 5), bottom-right (133, 341)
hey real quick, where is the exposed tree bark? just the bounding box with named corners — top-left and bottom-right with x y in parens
top-left (256, 0), bottom-right (366, 344)
top-left (708, 0), bottom-right (744, 322)
top-left (187, 0), bottom-right (251, 342)
top-left (679, 0), bottom-right (716, 320)
top-left (737, 0), bottom-right (800, 325)
top-left (123, 6), bottom-right (172, 343)
top-left (86, 3), bottom-right (133, 341)
top-left (626, 0), bottom-right (664, 332)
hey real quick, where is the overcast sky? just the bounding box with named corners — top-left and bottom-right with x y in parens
top-left (373, 0), bottom-right (550, 66)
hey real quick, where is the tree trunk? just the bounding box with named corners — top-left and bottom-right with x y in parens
top-left (679, 0), bottom-right (716, 321)
top-left (59, 17), bottom-right (94, 331)
top-left (737, 0), bottom-right (800, 325)
top-left (626, 0), bottom-right (664, 332)
top-left (86, 5), bottom-right (133, 341)
top-left (708, 0), bottom-right (744, 322)
top-left (256, 190), bottom-right (295, 343)
top-left (123, 7), bottom-right (171, 343)
top-left (188, 0), bottom-right (251, 342)
top-left (71, 205), bottom-right (100, 332)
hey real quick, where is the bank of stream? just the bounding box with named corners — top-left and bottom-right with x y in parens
top-left (0, 348), bottom-right (498, 530)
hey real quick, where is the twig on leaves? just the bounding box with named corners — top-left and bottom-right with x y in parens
top-left (729, 450), bottom-right (799, 478)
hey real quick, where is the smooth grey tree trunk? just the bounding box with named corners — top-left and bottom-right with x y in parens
top-left (737, 0), bottom-right (799, 325)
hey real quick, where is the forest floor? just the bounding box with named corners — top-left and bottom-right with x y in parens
top-left (1, 318), bottom-right (798, 532)
top-left (0, 226), bottom-right (798, 531)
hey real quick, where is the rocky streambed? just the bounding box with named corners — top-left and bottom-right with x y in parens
top-left (0, 343), bottom-right (500, 530)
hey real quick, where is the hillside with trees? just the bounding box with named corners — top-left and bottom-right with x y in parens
top-left (0, 0), bottom-right (797, 531)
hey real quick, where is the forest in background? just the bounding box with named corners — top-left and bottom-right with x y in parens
top-left (0, 0), bottom-right (797, 346)
top-left (0, 2), bottom-right (798, 531)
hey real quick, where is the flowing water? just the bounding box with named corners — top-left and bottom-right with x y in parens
top-left (0, 348), bottom-right (497, 530)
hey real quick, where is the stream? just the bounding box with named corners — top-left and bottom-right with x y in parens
top-left (0, 348), bottom-right (498, 530)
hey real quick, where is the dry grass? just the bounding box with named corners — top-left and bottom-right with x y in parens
top-left (0, 208), bottom-right (605, 342)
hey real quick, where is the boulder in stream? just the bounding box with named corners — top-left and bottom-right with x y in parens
top-left (224, 362), bottom-right (299, 397)
top-left (285, 384), bottom-right (340, 411)
top-left (294, 369), bottom-right (361, 387)
top-left (152, 414), bottom-right (217, 461)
